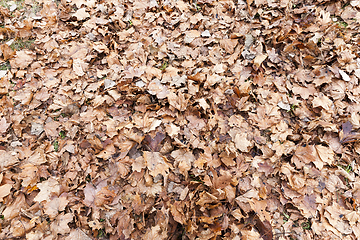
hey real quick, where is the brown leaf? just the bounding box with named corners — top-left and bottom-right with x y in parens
top-left (10, 217), bottom-right (35, 237)
top-left (291, 145), bottom-right (317, 169)
top-left (340, 121), bottom-right (360, 143)
top-left (253, 216), bottom-right (273, 240)
top-left (170, 201), bottom-right (186, 224)
top-left (0, 43), bottom-right (15, 60)
top-left (142, 132), bottom-right (165, 152)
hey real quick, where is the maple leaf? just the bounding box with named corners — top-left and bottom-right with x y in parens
top-left (142, 132), bottom-right (165, 152)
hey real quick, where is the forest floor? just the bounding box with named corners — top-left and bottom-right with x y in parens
top-left (0, 0), bottom-right (360, 239)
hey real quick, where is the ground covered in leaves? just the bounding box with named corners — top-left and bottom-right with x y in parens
top-left (1, 0), bottom-right (360, 239)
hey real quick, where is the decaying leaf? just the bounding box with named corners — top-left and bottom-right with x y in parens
top-left (1, 0), bottom-right (360, 239)
top-left (143, 151), bottom-right (169, 177)
top-left (50, 213), bottom-right (73, 235)
top-left (34, 177), bottom-right (60, 203)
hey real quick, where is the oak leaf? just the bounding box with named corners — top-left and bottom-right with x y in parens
top-left (50, 213), bottom-right (73, 235)
top-left (34, 177), bottom-right (60, 203)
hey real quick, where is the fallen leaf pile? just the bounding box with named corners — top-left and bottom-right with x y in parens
top-left (1, 0), bottom-right (360, 239)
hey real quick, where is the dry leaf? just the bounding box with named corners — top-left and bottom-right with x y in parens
top-left (0, 183), bottom-right (12, 201)
top-left (73, 8), bottom-right (90, 20)
top-left (9, 50), bottom-right (33, 69)
top-left (143, 151), bottom-right (169, 177)
top-left (34, 177), bottom-right (60, 203)
top-left (50, 213), bottom-right (73, 235)
top-left (0, 117), bottom-right (10, 134)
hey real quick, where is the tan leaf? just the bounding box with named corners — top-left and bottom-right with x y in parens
top-left (234, 133), bottom-right (252, 152)
top-left (240, 229), bottom-right (261, 240)
top-left (148, 79), bottom-right (169, 99)
top-left (0, 117), bottom-right (10, 134)
top-left (44, 195), bottom-right (70, 219)
top-left (83, 181), bottom-right (116, 207)
top-left (9, 50), bottom-right (33, 69)
top-left (253, 54), bottom-right (267, 68)
top-left (73, 8), bottom-right (90, 20)
top-left (2, 193), bottom-right (28, 220)
top-left (315, 145), bottom-right (334, 166)
top-left (167, 91), bottom-right (188, 111)
top-left (0, 150), bottom-right (18, 171)
top-left (26, 230), bottom-right (44, 240)
top-left (171, 149), bottom-right (195, 176)
top-left (10, 217), bottom-right (35, 237)
top-left (18, 164), bottom-right (38, 187)
top-left (132, 156), bottom-right (146, 172)
top-left (34, 177), bottom-right (60, 203)
top-left (83, 183), bottom-right (96, 207)
top-left (143, 151), bottom-right (169, 177)
top-left (44, 120), bottom-right (60, 138)
top-left (325, 203), bottom-right (352, 234)
top-left (0, 183), bottom-right (12, 201)
top-left (72, 58), bottom-right (86, 76)
top-left (184, 30), bottom-right (200, 43)
top-left (220, 39), bottom-right (238, 54)
top-left (27, 148), bottom-right (47, 165)
top-left (50, 213), bottom-right (73, 235)
top-left (291, 145), bottom-right (317, 169)
top-left (165, 123), bottom-right (180, 137)
top-left (292, 84), bottom-right (317, 99)
top-left (313, 93), bottom-right (333, 111)
top-left (345, 211), bottom-right (360, 225)
top-left (65, 228), bottom-right (93, 240)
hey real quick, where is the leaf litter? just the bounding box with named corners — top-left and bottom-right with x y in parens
top-left (0, 0), bottom-right (360, 239)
